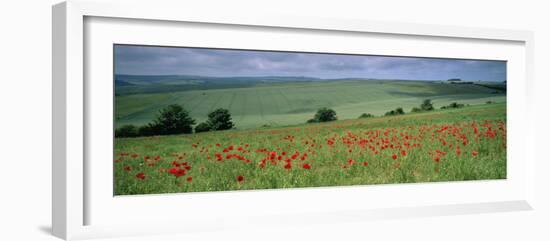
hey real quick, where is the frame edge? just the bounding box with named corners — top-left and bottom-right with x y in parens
top-left (52, 2), bottom-right (68, 240)
top-left (53, 1), bottom-right (536, 239)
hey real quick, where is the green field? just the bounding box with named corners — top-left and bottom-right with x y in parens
top-left (115, 80), bottom-right (506, 129)
top-left (114, 103), bottom-right (506, 195)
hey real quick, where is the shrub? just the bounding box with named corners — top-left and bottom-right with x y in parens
top-left (486, 101), bottom-right (494, 104)
top-left (395, 107), bottom-right (404, 114)
top-left (306, 118), bottom-right (318, 123)
top-left (313, 107), bottom-right (337, 122)
top-left (441, 102), bottom-right (465, 110)
top-left (420, 99), bottom-right (434, 111)
top-left (194, 122), bottom-right (211, 133)
top-left (207, 108), bottom-right (234, 131)
top-left (115, 124), bottom-right (139, 138)
top-left (358, 113), bottom-right (374, 118)
top-left (385, 107), bottom-right (405, 116)
top-left (149, 104), bottom-right (196, 135)
top-left (411, 107), bottom-right (422, 113)
top-left (449, 102), bottom-right (464, 108)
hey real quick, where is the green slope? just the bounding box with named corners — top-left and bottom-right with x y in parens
top-left (115, 80), bottom-right (505, 129)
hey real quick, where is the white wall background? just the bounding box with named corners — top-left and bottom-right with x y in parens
top-left (0, 0), bottom-right (548, 240)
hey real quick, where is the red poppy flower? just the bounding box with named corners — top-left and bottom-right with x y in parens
top-left (186, 176), bottom-right (193, 182)
top-left (302, 163), bottom-right (311, 169)
top-left (392, 154), bottom-right (398, 160)
top-left (363, 161), bottom-right (369, 166)
top-left (237, 175), bottom-right (244, 182)
top-left (135, 172), bottom-right (145, 180)
top-left (168, 167), bottom-right (186, 177)
top-left (401, 150), bottom-right (407, 156)
top-left (168, 167), bottom-right (179, 175)
top-left (472, 151), bottom-right (478, 157)
top-left (123, 166), bottom-right (132, 171)
top-left (284, 163), bottom-right (292, 170)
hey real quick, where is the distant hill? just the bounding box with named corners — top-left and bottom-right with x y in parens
top-left (114, 74), bottom-right (503, 96)
top-left (114, 74), bottom-right (323, 95)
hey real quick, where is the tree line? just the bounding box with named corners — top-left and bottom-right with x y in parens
top-left (115, 104), bottom-right (234, 137)
top-left (116, 99), bottom-right (470, 137)
top-left (305, 99), bottom-right (468, 123)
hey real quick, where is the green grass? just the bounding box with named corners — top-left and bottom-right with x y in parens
top-left (114, 102), bottom-right (506, 195)
top-left (115, 80), bottom-right (505, 129)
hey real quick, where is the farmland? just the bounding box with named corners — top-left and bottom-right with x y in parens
top-left (115, 78), bottom-right (506, 129)
top-left (114, 102), bottom-right (506, 195)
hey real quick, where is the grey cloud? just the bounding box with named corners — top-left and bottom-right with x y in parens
top-left (114, 45), bottom-right (506, 81)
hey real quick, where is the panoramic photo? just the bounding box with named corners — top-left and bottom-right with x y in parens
top-left (113, 44), bottom-right (507, 195)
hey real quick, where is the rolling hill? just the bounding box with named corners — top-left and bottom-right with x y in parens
top-left (115, 76), bottom-right (506, 129)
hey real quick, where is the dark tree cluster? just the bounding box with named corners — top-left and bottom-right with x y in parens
top-left (307, 107), bottom-right (338, 123)
top-left (194, 108), bottom-right (235, 133)
top-left (115, 104), bottom-right (234, 138)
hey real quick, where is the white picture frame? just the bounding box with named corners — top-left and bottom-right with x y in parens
top-left (52, 0), bottom-right (535, 240)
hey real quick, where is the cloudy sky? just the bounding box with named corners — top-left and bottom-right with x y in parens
top-left (114, 45), bottom-right (506, 81)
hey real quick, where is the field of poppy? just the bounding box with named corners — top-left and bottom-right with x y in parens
top-left (114, 102), bottom-right (506, 195)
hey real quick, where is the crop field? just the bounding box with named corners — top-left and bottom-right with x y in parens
top-left (115, 80), bottom-right (506, 129)
top-left (114, 102), bottom-right (506, 195)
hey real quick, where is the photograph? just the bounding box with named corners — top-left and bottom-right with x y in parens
top-left (113, 44), bottom-right (507, 195)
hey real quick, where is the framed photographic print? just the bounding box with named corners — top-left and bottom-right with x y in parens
top-left (52, 0), bottom-right (535, 240)
top-left (112, 44), bottom-right (508, 195)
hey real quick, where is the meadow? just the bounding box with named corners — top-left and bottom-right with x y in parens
top-left (115, 79), bottom-right (506, 129)
top-left (114, 102), bottom-right (506, 195)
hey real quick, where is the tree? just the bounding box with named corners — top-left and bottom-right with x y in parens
top-left (420, 99), bottom-right (434, 111)
top-left (312, 107), bottom-right (337, 122)
top-left (115, 124), bottom-right (139, 138)
top-left (195, 122), bottom-right (211, 133)
top-left (207, 108), bottom-right (234, 131)
top-left (150, 104), bottom-right (196, 135)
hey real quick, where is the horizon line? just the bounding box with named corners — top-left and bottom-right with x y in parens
top-left (114, 73), bottom-right (505, 82)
